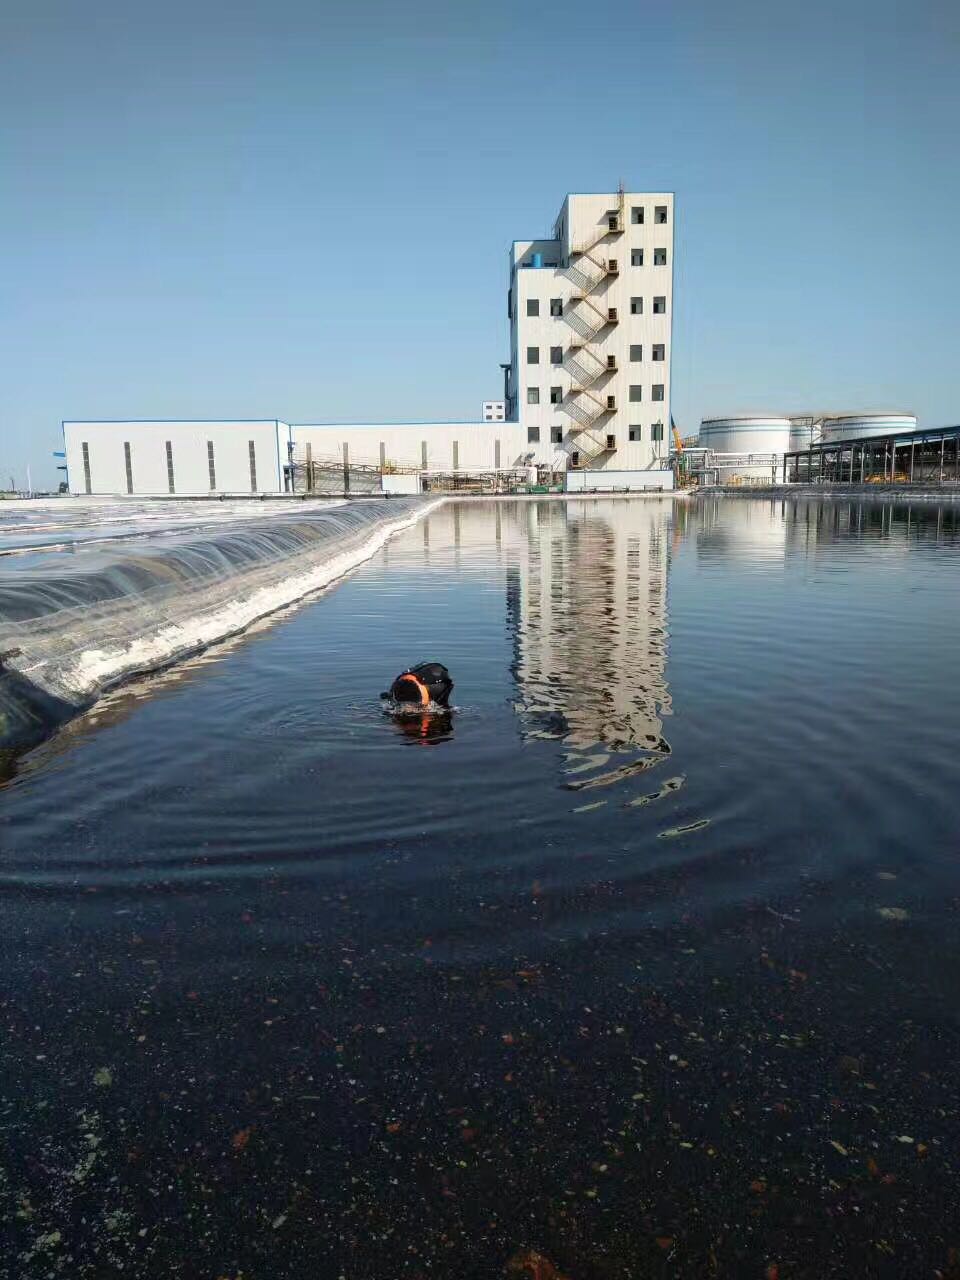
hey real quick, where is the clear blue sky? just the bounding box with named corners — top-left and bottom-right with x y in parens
top-left (2, 0), bottom-right (957, 485)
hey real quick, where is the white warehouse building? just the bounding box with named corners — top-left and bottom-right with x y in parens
top-left (63, 188), bottom-right (675, 498)
top-left (64, 420), bottom-right (292, 499)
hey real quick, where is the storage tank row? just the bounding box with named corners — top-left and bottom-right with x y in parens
top-left (698, 413), bottom-right (918, 483)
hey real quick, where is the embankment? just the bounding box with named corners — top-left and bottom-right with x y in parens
top-left (0, 498), bottom-right (440, 753)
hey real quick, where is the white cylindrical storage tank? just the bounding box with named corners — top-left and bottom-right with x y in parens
top-left (820, 413), bottom-right (918, 444)
top-left (788, 416), bottom-right (823, 453)
top-left (698, 416), bottom-right (792, 483)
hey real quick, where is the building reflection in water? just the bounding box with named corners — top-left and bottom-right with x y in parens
top-left (505, 500), bottom-right (673, 774)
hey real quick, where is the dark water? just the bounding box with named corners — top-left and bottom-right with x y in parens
top-left (3, 496), bottom-right (960, 1279)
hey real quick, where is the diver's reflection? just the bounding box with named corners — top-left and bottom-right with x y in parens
top-left (391, 710), bottom-right (454, 745)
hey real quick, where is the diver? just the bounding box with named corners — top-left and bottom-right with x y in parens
top-left (382, 662), bottom-right (454, 713)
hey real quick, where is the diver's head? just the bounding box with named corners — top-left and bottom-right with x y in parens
top-left (386, 662), bottom-right (453, 710)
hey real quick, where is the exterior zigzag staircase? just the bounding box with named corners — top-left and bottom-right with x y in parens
top-left (556, 190), bottom-right (625, 464)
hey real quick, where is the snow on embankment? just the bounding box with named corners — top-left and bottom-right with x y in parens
top-left (0, 498), bottom-right (440, 752)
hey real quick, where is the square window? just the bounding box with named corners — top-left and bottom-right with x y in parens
top-left (655, 205), bottom-right (668, 224)
top-left (550, 386), bottom-right (562, 404)
top-left (631, 249), bottom-right (644, 267)
top-left (629, 385), bottom-right (642, 402)
top-left (527, 387), bottom-right (540, 404)
top-left (550, 298), bottom-right (563, 317)
top-left (652, 344), bottom-right (665, 361)
top-left (653, 295), bottom-right (666, 314)
top-left (526, 346), bottom-right (539, 364)
top-left (631, 206), bottom-right (644, 224)
top-left (550, 345), bottom-right (563, 365)
top-left (551, 426), bottom-right (563, 444)
top-left (652, 384), bottom-right (664, 402)
top-left (527, 426), bottom-right (540, 443)
top-left (630, 296), bottom-right (643, 315)
top-left (654, 248), bottom-right (667, 266)
top-left (629, 425), bottom-right (642, 442)
top-left (526, 299), bottom-right (539, 317)
top-left (630, 344), bottom-right (643, 362)
top-left (651, 422), bottom-right (664, 440)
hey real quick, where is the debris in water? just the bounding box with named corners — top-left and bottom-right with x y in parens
top-left (92, 1067), bottom-right (112, 1088)
top-left (627, 774), bottom-right (685, 807)
top-left (659, 818), bottom-right (710, 839)
top-left (877, 907), bottom-right (909, 921)
top-left (564, 752), bottom-right (669, 792)
top-left (563, 752), bottom-right (610, 776)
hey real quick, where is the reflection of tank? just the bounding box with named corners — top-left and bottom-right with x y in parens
top-left (695, 495), bottom-right (788, 562)
top-left (509, 500), bottom-right (671, 754)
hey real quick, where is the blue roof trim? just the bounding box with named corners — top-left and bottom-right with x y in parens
top-left (291, 420), bottom-right (494, 428)
top-left (561, 190), bottom-right (676, 197)
top-left (62, 419), bottom-right (288, 425)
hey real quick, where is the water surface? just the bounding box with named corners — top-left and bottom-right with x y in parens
top-left (2, 496), bottom-right (960, 1279)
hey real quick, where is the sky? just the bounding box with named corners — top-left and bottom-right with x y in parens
top-left (2, 0), bottom-right (958, 486)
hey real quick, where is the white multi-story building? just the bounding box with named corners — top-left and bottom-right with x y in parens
top-left (508, 190), bottom-right (674, 473)
top-left (62, 189), bottom-right (676, 495)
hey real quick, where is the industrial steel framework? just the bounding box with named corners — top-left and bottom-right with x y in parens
top-left (783, 425), bottom-right (960, 487)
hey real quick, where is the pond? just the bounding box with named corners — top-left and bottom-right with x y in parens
top-left (2, 496), bottom-right (960, 1278)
